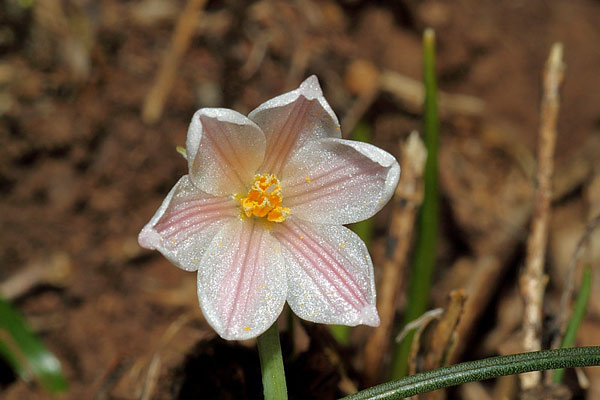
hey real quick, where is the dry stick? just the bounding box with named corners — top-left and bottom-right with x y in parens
top-left (519, 42), bottom-right (565, 390)
top-left (421, 290), bottom-right (468, 400)
top-left (379, 70), bottom-right (486, 117)
top-left (424, 289), bottom-right (468, 371)
top-left (142, 0), bottom-right (207, 124)
top-left (408, 311), bottom-right (441, 377)
top-left (343, 70), bottom-right (486, 137)
top-left (363, 132), bottom-right (427, 385)
top-left (0, 253), bottom-right (71, 300)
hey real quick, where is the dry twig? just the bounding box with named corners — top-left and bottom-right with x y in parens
top-left (0, 253), bottom-right (72, 300)
top-left (142, 0), bottom-right (207, 124)
top-left (420, 290), bottom-right (468, 400)
top-left (423, 289), bottom-right (467, 371)
top-left (379, 70), bottom-right (485, 117)
top-left (363, 132), bottom-right (427, 385)
top-left (395, 309), bottom-right (443, 344)
top-left (519, 42), bottom-right (565, 390)
top-left (342, 66), bottom-right (485, 136)
top-left (407, 310), bottom-right (442, 377)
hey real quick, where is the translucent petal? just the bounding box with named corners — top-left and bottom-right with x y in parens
top-left (272, 218), bottom-right (379, 327)
top-left (281, 138), bottom-right (400, 225)
top-left (248, 76), bottom-right (341, 176)
top-left (186, 108), bottom-right (266, 196)
top-left (138, 175), bottom-right (238, 271)
top-left (197, 219), bottom-right (287, 340)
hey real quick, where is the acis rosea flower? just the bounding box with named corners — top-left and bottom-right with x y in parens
top-left (138, 76), bottom-right (400, 340)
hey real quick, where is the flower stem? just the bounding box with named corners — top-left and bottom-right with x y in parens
top-left (343, 347), bottom-right (600, 400)
top-left (257, 322), bottom-right (287, 400)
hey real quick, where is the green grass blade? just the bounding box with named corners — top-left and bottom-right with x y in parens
top-left (0, 295), bottom-right (68, 394)
top-left (343, 347), bottom-right (600, 400)
top-left (390, 28), bottom-right (440, 379)
top-left (553, 266), bottom-right (593, 383)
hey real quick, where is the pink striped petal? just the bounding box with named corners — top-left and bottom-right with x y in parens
top-left (271, 218), bottom-right (379, 327)
top-left (281, 138), bottom-right (400, 225)
top-left (138, 175), bottom-right (238, 271)
top-left (186, 108), bottom-right (266, 196)
top-left (249, 76), bottom-right (341, 176)
top-left (197, 219), bottom-right (287, 340)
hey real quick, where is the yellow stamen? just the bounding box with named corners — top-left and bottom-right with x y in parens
top-left (240, 173), bottom-right (290, 223)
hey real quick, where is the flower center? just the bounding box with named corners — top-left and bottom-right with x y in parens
top-left (240, 173), bottom-right (290, 223)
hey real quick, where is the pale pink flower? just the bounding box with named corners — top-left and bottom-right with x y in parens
top-left (138, 76), bottom-right (400, 340)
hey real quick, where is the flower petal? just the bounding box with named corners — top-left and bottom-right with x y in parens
top-left (281, 138), bottom-right (400, 225)
top-left (248, 76), bottom-right (341, 176)
top-left (186, 108), bottom-right (266, 196)
top-left (272, 218), bottom-right (379, 327)
top-left (197, 219), bottom-right (287, 340)
top-left (138, 175), bottom-right (238, 271)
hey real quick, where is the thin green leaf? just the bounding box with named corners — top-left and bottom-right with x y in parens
top-left (553, 266), bottom-right (593, 383)
top-left (343, 347), bottom-right (600, 400)
top-left (390, 27), bottom-right (440, 379)
top-left (0, 295), bottom-right (68, 394)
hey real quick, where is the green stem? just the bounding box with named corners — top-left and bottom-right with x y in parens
top-left (343, 347), bottom-right (600, 400)
top-left (390, 27), bottom-right (440, 379)
top-left (553, 266), bottom-right (593, 383)
top-left (257, 322), bottom-right (287, 400)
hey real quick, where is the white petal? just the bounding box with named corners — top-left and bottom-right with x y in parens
top-left (186, 108), bottom-right (266, 196)
top-left (281, 138), bottom-right (400, 225)
top-left (197, 219), bottom-right (287, 340)
top-left (138, 175), bottom-right (238, 271)
top-left (248, 76), bottom-right (341, 176)
top-left (272, 218), bottom-right (379, 327)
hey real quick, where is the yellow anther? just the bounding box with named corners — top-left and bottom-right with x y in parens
top-left (305, 176), bottom-right (312, 183)
top-left (240, 173), bottom-right (290, 223)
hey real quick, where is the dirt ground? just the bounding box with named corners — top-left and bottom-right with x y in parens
top-left (1, 0), bottom-right (600, 399)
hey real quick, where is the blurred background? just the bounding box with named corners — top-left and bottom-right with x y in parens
top-left (1, 0), bottom-right (599, 399)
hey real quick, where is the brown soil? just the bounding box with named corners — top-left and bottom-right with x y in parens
top-left (1, 0), bottom-right (600, 399)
